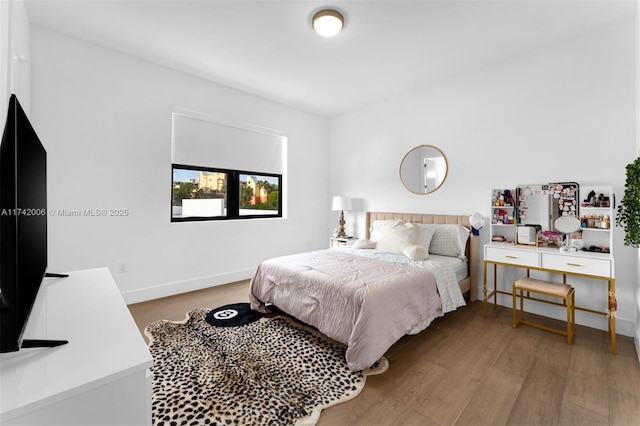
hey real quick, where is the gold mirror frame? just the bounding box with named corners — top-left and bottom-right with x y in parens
top-left (399, 145), bottom-right (448, 194)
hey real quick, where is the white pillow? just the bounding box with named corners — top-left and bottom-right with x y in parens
top-left (352, 239), bottom-right (377, 249)
top-left (403, 245), bottom-right (429, 261)
top-left (369, 220), bottom-right (393, 241)
top-left (371, 220), bottom-right (435, 247)
top-left (374, 220), bottom-right (422, 255)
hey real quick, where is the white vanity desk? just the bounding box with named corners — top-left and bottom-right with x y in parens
top-left (483, 243), bottom-right (617, 353)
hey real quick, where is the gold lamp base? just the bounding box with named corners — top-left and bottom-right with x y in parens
top-left (337, 210), bottom-right (347, 238)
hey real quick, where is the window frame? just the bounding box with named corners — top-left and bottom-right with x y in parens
top-left (171, 163), bottom-right (282, 222)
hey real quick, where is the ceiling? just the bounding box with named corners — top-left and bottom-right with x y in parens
top-left (23, 0), bottom-right (637, 117)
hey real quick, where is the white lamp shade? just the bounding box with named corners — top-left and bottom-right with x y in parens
top-left (332, 195), bottom-right (352, 211)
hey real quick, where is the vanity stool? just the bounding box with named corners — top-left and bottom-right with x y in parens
top-left (512, 277), bottom-right (575, 344)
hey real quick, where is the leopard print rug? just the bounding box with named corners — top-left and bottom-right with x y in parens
top-left (144, 308), bottom-right (388, 426)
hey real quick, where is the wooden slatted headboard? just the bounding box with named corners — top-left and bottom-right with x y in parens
top-left (365, 212), bottom-right (477, 302)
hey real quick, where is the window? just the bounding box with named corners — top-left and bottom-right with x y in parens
top-left (170, 110), bottom-right (287, 222)
top-left (238, 173), bottom-right (281, 217)
top-left (172, 164), bottom-right (282, 222)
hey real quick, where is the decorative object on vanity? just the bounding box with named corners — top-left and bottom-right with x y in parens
top-left (580, 212), bottom-right (611, 229)
top-left (554, 216), bottom-right (582, 252)
top-left (568, 231), bottom-right (584, 251)
top-left (493, 188), bottom-right (515, 208)
top-left (616, 156), bottom-right (640, 247)
top-left (332, 195), bottom-right (352, 238)
top-left (579, 189), bottom-right (614, 249)
top-left (145, 308), bottom-right (387, 426)
top-left (490, 188), bottom-right (516, 244)
top-left (582, 245), bottom-right (610, 254)
top-left (492, 189), bottom-right (515, 223)
top-left (578, 185), bottom-right (614, 253)
top-left (539, 230), bottom-right (561, 247)
top-left (516, 225), bottom-right (539, 246)
top-left (399, 145), bottom-right (448, 194)
top-left (582, 190), bottom-right (611, 208)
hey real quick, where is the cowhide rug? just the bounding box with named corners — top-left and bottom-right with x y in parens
top-left (144, 307), bottom-right (388, 426)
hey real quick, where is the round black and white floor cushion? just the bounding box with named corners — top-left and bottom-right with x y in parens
top-left (205, 303), bottom-right (264, 327)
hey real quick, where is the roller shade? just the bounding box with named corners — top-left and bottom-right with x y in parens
top-left (172, 112), bottom-right (285, 174)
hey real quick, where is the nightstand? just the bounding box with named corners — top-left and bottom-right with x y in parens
top-left (330, 237), bottom-right (357, 248)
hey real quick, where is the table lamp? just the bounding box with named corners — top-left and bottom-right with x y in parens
top-left (332, 196), bottom-right (352, 238)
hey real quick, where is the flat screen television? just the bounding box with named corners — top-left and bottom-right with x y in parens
top-left (0, 94), bottom-right (67, 353)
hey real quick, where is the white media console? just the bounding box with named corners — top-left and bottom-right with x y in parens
top-left (0, 267), bottom-right (153, 425)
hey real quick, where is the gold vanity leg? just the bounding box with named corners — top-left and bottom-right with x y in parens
top-left (483, 261), bottom-right (488, 318)
top-left (493, 263), bottom-right (497, 306)
top-left (608, 278), bottom-right (617, 354)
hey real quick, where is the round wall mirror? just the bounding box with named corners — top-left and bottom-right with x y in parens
top-left (399, 145), bottom-right (448, 194)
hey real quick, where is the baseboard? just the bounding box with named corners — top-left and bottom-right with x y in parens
top-left (121, 268), bottom-right (255, 305)
top-left (635, 333), bottom-right (640, 364)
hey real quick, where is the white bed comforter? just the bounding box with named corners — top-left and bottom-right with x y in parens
top-left (249, 248), bottom-right (465, 371)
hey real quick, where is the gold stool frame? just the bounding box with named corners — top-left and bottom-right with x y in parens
top-left (512, 277), bottom-right (575, 344)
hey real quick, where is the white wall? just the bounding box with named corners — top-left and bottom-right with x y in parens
top-left (1, 0), bottom-right (30, 120)
top-left (29, 28), bottom-right (330, 303)
top-left (0, 0), bottom-right (8, 112)
top-left (329, 20), bottom-right (638, 337)
top-left (636, 3), bottom-right (640, 360)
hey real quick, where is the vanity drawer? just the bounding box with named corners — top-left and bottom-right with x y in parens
top-left (541, 254), bottom-right (611, 277)
top-left (485, 247), bottom-right (539, 268)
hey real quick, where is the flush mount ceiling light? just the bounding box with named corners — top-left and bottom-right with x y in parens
top-left (312, 9), bottom-right (344, 37)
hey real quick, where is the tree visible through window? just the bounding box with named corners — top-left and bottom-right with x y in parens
top-left (239, 174), bottom-right (280, 215)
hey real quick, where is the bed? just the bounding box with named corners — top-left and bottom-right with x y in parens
top-left (249, 212), bottom-right (478, 371)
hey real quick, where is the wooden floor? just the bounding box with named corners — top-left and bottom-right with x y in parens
top-left (128, 281), bottom-right (640, 426)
